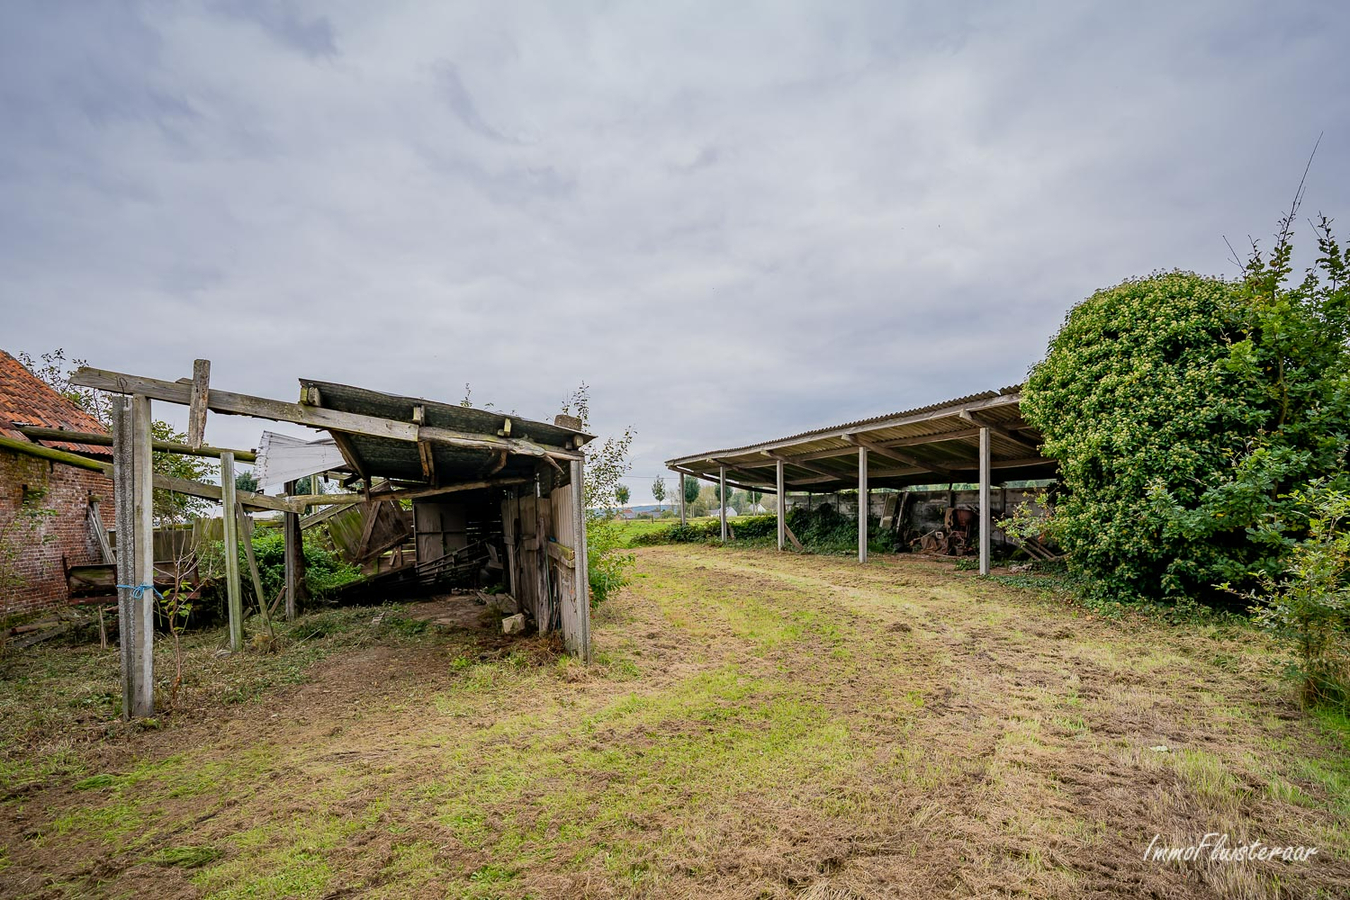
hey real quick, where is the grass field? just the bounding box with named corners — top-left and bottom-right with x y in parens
top-left (1, 546), bottom-right (1347, 898)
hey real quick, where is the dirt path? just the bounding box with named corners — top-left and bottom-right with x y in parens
top-left (1, 547), bottom-right (1346, 898)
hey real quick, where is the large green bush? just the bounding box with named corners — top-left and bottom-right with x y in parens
top-left (1027, 216), bottom-right (1350, 606)
top-left (1024, 271), bottom-right (1258, 603)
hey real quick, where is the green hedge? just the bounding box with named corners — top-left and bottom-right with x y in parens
top-left (629, 507), bottom-right (902, 554)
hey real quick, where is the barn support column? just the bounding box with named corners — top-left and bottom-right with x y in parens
top-left (776, 459), bottom-right (785, 551)
top-left (719, 466), bottom-right (728, 543)
top-left (678, 472), bottom-right (686, 525)
top-left (979, 426), bottom-right (991, 576)
top-left (570, 458), bottom-right (592, 663)
top-left (112, 395), bottom-right (155, 719)
top-left (858, 446), bottom-right (868, 563)
top-left (220, 451), bottom-right (244, 651)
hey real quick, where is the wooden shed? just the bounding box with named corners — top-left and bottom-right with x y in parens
top-left (60, 361), bottom-right (594, 719)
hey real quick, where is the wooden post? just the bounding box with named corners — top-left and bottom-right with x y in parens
top-left (979, 426), bottom-right (991, 576)
top-left (283, 479), bottom-right (306, 620)
top-left (678, 472), bottom-right (686, 526)
top-left (776, 459), bottom-right (785, 551)
top-left (112, 396), bottom-right (154, 719)
top-left (858, 446), bottom-right (868, 563)
top-left (571, 458), bottom-right (592, 663)
top-left (237, 504), bottom-right (273, 636)
top-left (719, 466), bottom-right (727, 543)
top-left (186, 358), bottom-right (210, 448)
top-left (220, 452), bottom-right (244, 651)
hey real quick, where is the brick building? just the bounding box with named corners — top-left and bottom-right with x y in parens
top-left (0, 350), bottom-right (114, 618)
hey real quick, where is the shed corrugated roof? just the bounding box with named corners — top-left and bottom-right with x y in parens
top-left (300, 378), bottom-right (591, 485)
top-left (667, 385), bottom-right (1022, 463)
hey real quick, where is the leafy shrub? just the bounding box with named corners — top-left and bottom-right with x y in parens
top-left (586, 518), bottom-right (634, 606)
top-left (196, 528), bottom-right (363, 618)
top-left (1026, 213), bottom-right (1350, 607)
top-left (1024, 272), bottom-right (1262, 604)
top-left (1237, 486), bottom-right (1350, 708)
top-left (629, 508), bottom-right (901, 554)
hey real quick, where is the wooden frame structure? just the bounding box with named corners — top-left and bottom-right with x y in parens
top-left (665, 387), bottom-right (1054, 574)
top-left (62, 361), bottom-right (594, 719)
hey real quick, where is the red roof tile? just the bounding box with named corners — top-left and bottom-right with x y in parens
top-left (0, 350), bottom-right (113, 457)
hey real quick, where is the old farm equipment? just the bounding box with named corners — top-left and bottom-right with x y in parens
top-left (911, 506), bottom-right (978, 557)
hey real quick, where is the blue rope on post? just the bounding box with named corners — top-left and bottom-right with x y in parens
top-left (116, 584), bottom-right (162, 600)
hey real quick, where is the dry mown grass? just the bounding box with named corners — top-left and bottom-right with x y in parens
top-left (1, 547), bottom-right (1347, 898)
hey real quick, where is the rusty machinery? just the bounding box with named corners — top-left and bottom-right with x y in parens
top-left (911, 506), bottom-right (978, 557)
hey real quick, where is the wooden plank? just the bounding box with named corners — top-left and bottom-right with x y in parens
top-left (784, 518), bottom-right (805, 551)
top-left (88, 500), bottom-right (115, 564)
top-left (73, 366), bottom-right (420, 440)
top-left (418, 440), bottom-right (436, 483)
top-left (236, 504), bottom-right (274, 636)
top-left (221, 452), bottom-right (244, 651)
top-left (327, 430), bottom-right (371, 486)
top-left (16, 426), bottom-right (256, 462)
top-left (187, 359), bottom-right (210, 448)
top-left (151, 472), bottom-right (296, 513)
top-left (571, 457), bottom-right (591, 663)
top-left (419, 423), bottom-right (581, 461)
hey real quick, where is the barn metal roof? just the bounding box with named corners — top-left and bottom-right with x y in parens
top-left (665, 385), bottom-right (1057, 492)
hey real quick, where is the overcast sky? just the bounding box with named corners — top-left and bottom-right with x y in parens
top-left (3, 1), bottom-right (1348, 504)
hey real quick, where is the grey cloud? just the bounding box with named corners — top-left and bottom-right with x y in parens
top-left (0, 1), bottom-right (1347, 503)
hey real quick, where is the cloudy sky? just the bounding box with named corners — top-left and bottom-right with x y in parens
top-left (3, 1), bottom-right (1348, 503)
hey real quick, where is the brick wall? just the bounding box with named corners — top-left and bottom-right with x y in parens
top-left (0, 449), bottom-right (114, 618)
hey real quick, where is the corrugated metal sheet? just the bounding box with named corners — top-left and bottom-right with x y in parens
top-left (664, 385), bottom-right (1056, 491)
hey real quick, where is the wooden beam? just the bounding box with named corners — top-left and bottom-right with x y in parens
top-left (75, 366), bottom-right (418, 438)
top-left (876, 428), bottom-right (982, 449)
top-left (73, 365), bottom-right (579, 460)
top-left (221, 453), bottom-right (244, 651)
top-left (845, 434), bottom-right (954, 478)
top-left (236, 503), bottom-right (274, 637)
top-left (570, 457), bottom-right (591, 663)
top-left (960, 410), bottom-right (1040, 454)
top-left (14, 426), bottom-right (256, 463)
top-left (418, 440), bottom-right (436, 483)
top-left (761, 449), bottom-right (844, 480)
top-left (187, 359), bottom-right (210, 449)
top-left (88, 500), bottom-right (114, 564)
top-left (150, 472), bottom-right (297, 513)
top-left (0, 434), bottom-right (109, 471)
